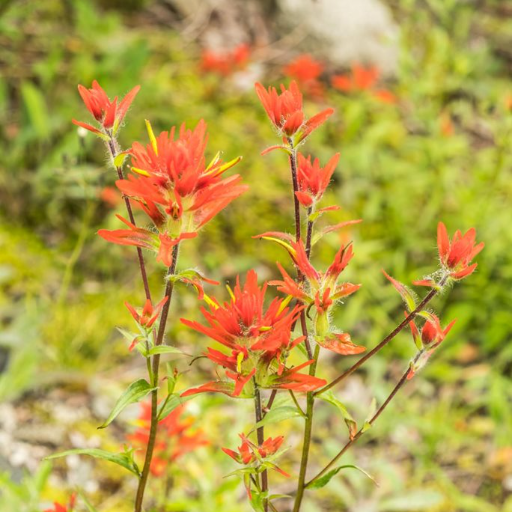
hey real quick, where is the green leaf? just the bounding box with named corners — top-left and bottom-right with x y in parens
top-left (157, 392), bottom-right (196, 421)
top-left (45, 449), bottom-right (139, 476)
top-left (318, 392), bottom-right (358, 439)
top-left (98, 379), bottom-right (156, 429)
top-left (307, 464), bottom-right (377, 489)
top-left (256, 406), bottom-right (302, 428)
top-left (147, 345), bottom-right (183, 356)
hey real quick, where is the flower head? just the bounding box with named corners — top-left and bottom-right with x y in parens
top-left (127, 402), bottom-right (208, 477)
top-left (201, 44), bottom-right (250, 76)
top-left (125, 296), bottom-right (169, 331)
top-left (255, 81), bottom-right (333, 144)
top-left (73, 80), bottom-right (140, 134)
top-left (331, 64), bottom-right (396, 104)
top-left (437, 222), bottom-right (484, 280)
top-left (98, 121), bottom-right (247, 262)
top-left (295, 152), bottom-right (340, 207)
top-left (181, 270), bottom-right (325, 396)
top-left (223, 434), bottom-right (289, 476)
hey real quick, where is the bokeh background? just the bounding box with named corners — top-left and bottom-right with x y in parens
top-left (1, 0), bottom-right (511, 511)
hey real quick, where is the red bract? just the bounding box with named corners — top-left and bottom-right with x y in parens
top-left (437, 222), bottom-right (484, 280)
top-left (180, 270), bottom-right (323, 396)
top-left (409, 314), bottom-right (456, 349)
top-left (44, 494), bottom-right (76, 512)
top-left (331, 64), bottom-right (396, 104)
top-left (283, 55), bottom-right (325, 98)
top-left (116, 120), bottom-right (247, 236)
top-left (201, 44), bottom-right (250, 76)
top-left (125, 296), bottom-right (169, 329)
top-left (255, 81), bottom-right (334, 144)
top-left (98, 215), bottom-right (196, 267)
top-left (222, 434), bottom-right (290, 477)
top-left (127, 402), bottom-right (208, 477)
top-left (73, 80), bottom-right (140, 134)
top-left (295, 152), bottom-right (340, 208)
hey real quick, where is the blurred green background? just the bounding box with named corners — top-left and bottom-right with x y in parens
top-left (0, 0), bottom-right (511, 511)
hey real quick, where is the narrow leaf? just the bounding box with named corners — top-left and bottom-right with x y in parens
top-left (256, 406), bottom-right (302, 428)
top-left (147, 345), bottom-right (183, 356)
top-left (45, 449), bottom-right (139, 476)
top-left (307, 464), bottom-right (377, 489)
top-left (98, 379), bottom-right (156, 429)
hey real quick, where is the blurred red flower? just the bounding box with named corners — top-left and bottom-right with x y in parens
top-left (201, 44), bottom-right (250, 76)
top-left (127, 402), bottom-right (208, 477)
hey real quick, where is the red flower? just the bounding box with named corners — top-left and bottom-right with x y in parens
top-left (44, 494), bottom-right (76, 512)
top-left (283, 55), bottom-right (326, 98)
top-left (181, 270), bottom-right (320, 396)
top-left (125, 296), bottom-right (168, 332)
top-left (72, 80), bottom-right (140, 134)
top-left (201, 44), bottom-right (250, 76)
top-left (223, 434), bottom-right (290, 477)
top-left (295, 152), bottom-right (340, 208)
top-left (437, 222), bottom-right (484, 279)
top-left (116, 120), bottom-right (247, 236)
top-left (255, 81), bottom-right (334, 144)
top-left (283, 55), bottom-right (323, 83)
top-left (331, 64), bottom-right (396, 104)
top-left (127, 402), bottom-right (208, 477)
top-left (269, 360), bottom-right (326, 392)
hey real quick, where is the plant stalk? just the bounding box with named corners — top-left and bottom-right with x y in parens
top-left (134, 244), bottom-right (180, 512)
top-left (254, 383), bottom-right (268, 512)
top-left (107, 136), bottom-right (152, 301)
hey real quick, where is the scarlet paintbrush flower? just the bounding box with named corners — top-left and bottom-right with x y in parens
top-left (44, 494), bottom-right (76, 512)
top-left (180, 270), bottom-right (323, 397)
top-left (295, 152), bottom-right (340, 208)
top-left (331, 64), bottom-right (396, 104)
top-left (127, 402), bottom-right (208, 477)
top-left (116, 120), bottom-right (247, 235)
top-left (255, 81), bottom-right (333, 145)
top-left (256, 234), bottom-right (364, 354)
top-left (125, 296), bottom-right (169, 329)
top-left (72, 80), bottom-right (140, 135)
top-left (407, 314), bottom-right (456, 379)
top-left (201, 44), bottom-right (250, 76)
top-left (223, 434), bottom-right (290, 476)
top-left (283, 55), bottom-right (325, 98)
top-left (437, 222), bottom-right (484, 280)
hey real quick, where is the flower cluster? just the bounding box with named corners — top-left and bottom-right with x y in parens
top-left (127, 402), bottom-right (208, 476)
top-left (73, 80), bottom-right (140, 136)
top-left (331, 64), bottom-right (396, 104)
top-left (201, 44), bottom-right (250, 76)
top-left (98, 120), bottom-right (248, 266)
top-left (295, 152), bottom-right (340, 208)
top-left (256, 233), bottom-right (365, 355)
top-left (283, 54), bottom-right (325, 98)
top-left (255, 81), bottom-right (333, 147)
top-left (181, 270), bottom-right (326, 397)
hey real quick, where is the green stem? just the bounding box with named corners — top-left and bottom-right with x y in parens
top-left (134, 244), bottom-right (180, 512)
top-left (292, 345), bottom-right (320, 512)
top-left (254, 383), bottom-right (268, 512)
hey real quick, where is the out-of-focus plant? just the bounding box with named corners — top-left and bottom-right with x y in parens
top-left (44, 77), bottom-right (483, 512)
